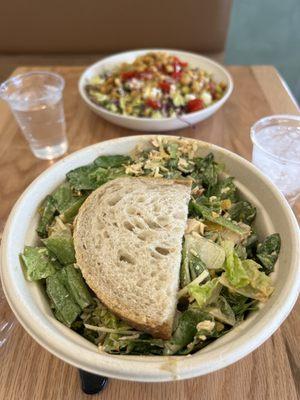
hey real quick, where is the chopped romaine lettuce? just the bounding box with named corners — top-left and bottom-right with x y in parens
top-left (184, 233), bottom-right (225, 270)
top-left (221, 243), bottom-right (274, 302)
top-left (188, 278), bottom-right (221, 308)
top-left (222, 241), bottom-right (250, 287)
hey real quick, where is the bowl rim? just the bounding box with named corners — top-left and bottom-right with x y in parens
top-left (78, 48), bottom-right (234, 122)
top-left (1, 135), bottom-right (299, 382)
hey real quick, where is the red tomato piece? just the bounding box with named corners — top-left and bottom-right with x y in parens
top-left (121, 70), bottom-right (139, 80)
top-left (171, 71), bottom-right (183, 80)
top-left (186, 98), bottom-right (204, 113)
top-left (146, 99), bottom-right (161, 110)
top-left (158, 81), bottom-right (171, 93)
top-left (173, 56), bottom-right (188, 68)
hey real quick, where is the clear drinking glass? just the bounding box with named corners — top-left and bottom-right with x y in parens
top-left (0, 71), bottom-right (68, 160)
top-left (251, 115), bottom-right (300, 208)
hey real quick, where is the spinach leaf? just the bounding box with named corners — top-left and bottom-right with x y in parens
top-left (46, 271), bottom-right (81, 326)
top-left (189, 201), bottom-right (248, 236)
top-left (36, 195), bottom-right (57, 238)
top-left (196, 195), bottom-right (221, 214)
top-left (205, 296), bottom-right (236, 326)
top-left (164, 309), bottom-right (212, 355)
top-left (81, 301), bottom-right (121, 329)
top-left (103, 335), bottom-right (164, 355)
top-left (66, 155), bottom-right (131, 191)
top-left (256, 233), bottom-right (281, 274)
top-left (20, 246), bottom-right (59, 281)
top-left (61, 265), bottom-right (94, 309)
top-left (221, 287), bottom-right (258, 320)
top-left (93, 155), bottom-right (131, 168)
top-left (66, 164), bottom-right (98, 191)
top-left (189, 254), bottom-right (207, 281)
top-left (89, 166), bottom-right (125, 186)
top-left (235, 243), bottom-right (247, 260)
top-left (60, 195), bottom-right (88, 223)
top-left (228, 201), bottom-right (256, 224)
top-left (52, 182), bottom-right (84, 214)
top-left (42, 222), bottom-right (76, 265)
top-left (244, 233), bottom-right (258, 258)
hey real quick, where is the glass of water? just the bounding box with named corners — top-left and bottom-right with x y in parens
top-left (0, 71), bottom-right (68, 160)
top-left (251, 115), bottom-right (300, 207)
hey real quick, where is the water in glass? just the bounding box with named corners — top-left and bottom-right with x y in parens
top-left (0, 72), bottom-right (68, 160)
top-left (252, 117), bottom-right (300, 205)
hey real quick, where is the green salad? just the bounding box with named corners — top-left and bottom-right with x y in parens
top-left (20, 138), bottom-right (280, 355)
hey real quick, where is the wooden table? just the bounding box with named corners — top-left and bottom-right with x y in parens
top-left (0, 66), bottom-right (299, 400)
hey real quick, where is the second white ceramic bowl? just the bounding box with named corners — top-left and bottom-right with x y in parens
top-left (1, 135), bottom-right (299, 382)
top-left (78, 49), bottom-right (233, 131)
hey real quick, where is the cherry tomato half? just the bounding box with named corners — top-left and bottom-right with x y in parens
top-left (186, 98), bottom-right (204, 113)
top-left (171, 71), bottom-right (183, 80)
top-left (158, 81), bottom-right (171, 93)
top-left (121, 70), bottom-right (139, 81)
top-left (173, 56), bottom-right (188, 68)
top-left (146, 99), bottom-right (161, 110)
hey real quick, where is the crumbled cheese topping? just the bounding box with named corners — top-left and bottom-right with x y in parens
top-left (211, 211), bottom-right (219, 218)
top-left (185, 218), bottom-right (206, 235)
top-left (125, 162), bottom-right (143, 175)
top-left (196, 320), bottom-right (215, 332)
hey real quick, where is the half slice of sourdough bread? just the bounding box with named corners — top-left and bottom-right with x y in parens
top-left (74, 176), bottom-right (192, 339)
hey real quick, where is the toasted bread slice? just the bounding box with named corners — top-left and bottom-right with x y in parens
top-left (74, 176), bottom-right (191, 339)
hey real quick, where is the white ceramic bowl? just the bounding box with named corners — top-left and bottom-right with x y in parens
top-left (78, 49), bottom-right (233, 131)
top-left (1, 135), bottom-right (299, 382)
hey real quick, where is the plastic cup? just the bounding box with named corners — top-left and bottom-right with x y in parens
top-left (0, 71), bottom-right (68, 160)
top-left (250, 115), bottom-right (300, 207)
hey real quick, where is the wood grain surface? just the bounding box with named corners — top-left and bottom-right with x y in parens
top-left (0, 65), bottom-right (299, 400)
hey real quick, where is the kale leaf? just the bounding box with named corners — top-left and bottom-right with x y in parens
top-left (209, 176), bottom-right (238, 202)
top-left (66, 155), bottom-right (131, 191)
top-left (228, 201), bottom-right (256, 224)
top-left (194, 153), bottom-right (222, 188)
top-left (256, 233), bottom-right (281, 274)
top-left (36, 195), bottom-right (57, 238)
